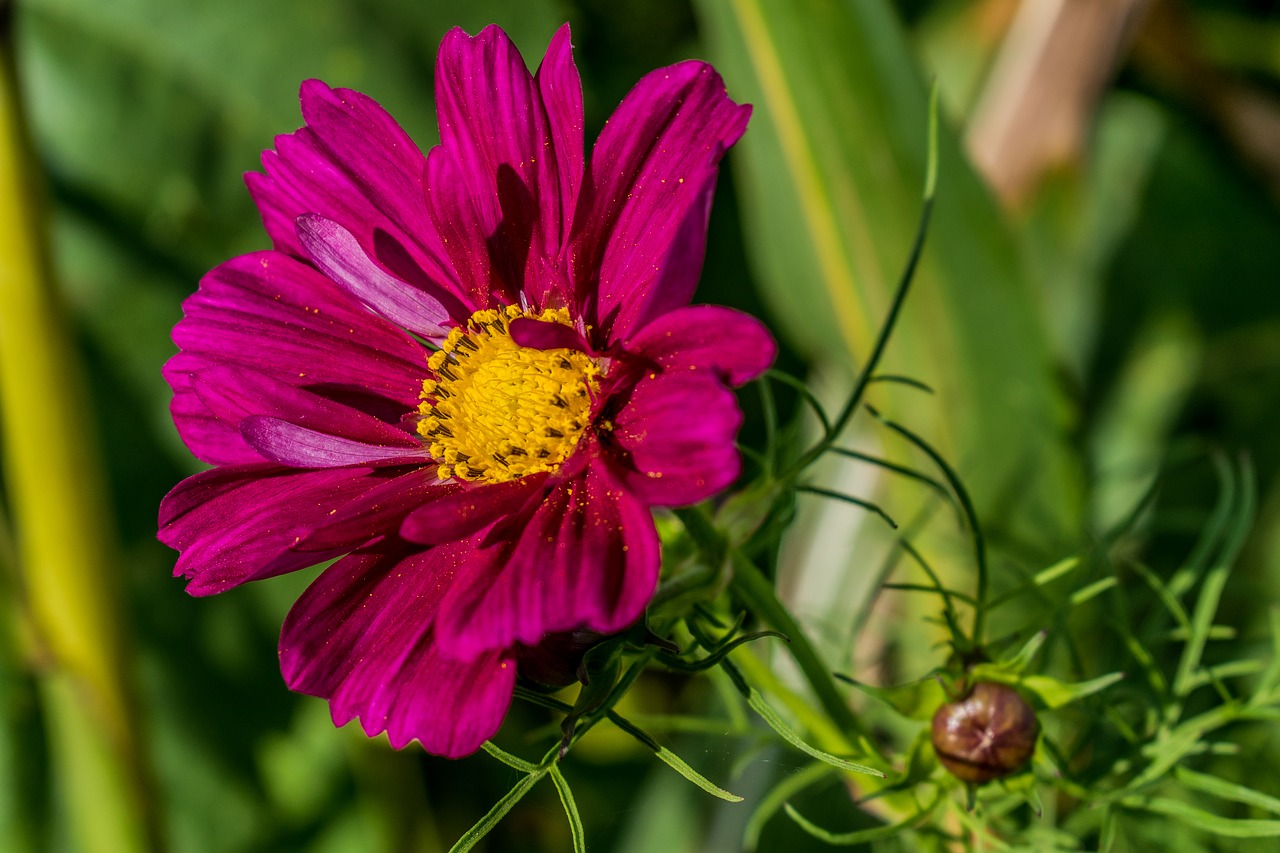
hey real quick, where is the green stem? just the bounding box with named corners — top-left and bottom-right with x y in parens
top-left (672, 507), bottom-right (878, 751)
top-left (0, 18), bottom-right (154, 852)
top-left (727, 550), bottom-right (875, 747)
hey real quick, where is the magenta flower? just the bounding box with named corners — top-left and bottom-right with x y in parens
top-left (159, 24), bottom-right (774, 758)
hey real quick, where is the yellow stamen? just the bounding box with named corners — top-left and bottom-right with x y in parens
top-left (417, 306), bottom-right (599, 484)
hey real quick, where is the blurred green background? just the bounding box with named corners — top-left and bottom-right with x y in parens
top-left (2, 0), bottom-right (1279, 850)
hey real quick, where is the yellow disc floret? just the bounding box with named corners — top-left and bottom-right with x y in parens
top-left (418, 305), bottom-right (599, 483)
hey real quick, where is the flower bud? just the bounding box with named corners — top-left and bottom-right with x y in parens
top-left (931, 681), bottom-right (1038, 784)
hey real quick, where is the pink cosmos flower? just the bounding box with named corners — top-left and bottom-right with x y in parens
top-left (159, 24), bottom-right (774, 758)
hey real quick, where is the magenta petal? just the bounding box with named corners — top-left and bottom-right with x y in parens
top-left (280, 542), bottom-right (516, 757)
top-left (536, 24), bottom-right (585, 255)
top-left (399, 475), bottom-right (545, 545)
top-left (159, 464), bottom-right (394, 595)
top-left (625, 305), bottom-right (777, 386)
top-left (241, 417), bottom-right (431, 468)
top-left (423, 147), bottom-right (508, 308)
top-left (299, 471), bottom-right (446, 552)
top-left (435, 460), bottom-right (660, 658)
top-left (247, 80), bottom-right (464, 304)
top-left (171, 252), bottom-right (429, 406)
top-left (571, 61), bottom-right (750, 343)
top-left (296, 215), bottom-right (454, 338)
top-left (165, 357), bottom-right (263, 466)
top-left (193, 364), bottom-right (417, 447)
top-left (609, 371), bottom-right (744, 506)
top-left (508, 317), bottom-right (591, 352)
top-left (431, 26), bottom-right (570, 303)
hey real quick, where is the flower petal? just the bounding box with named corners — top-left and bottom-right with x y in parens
top-left (246, 80), bottom-right (465, 305)
top-left (536, 24), bottom-right (585, 255)
top-left (435, 460), bottom-right (659, 658)
top-left (171, 252), bottom-right (428, 404)
top-left (241, 417), bottom-right (431, 469)
top-left (608, 371), bottom-right (744, 506)
top-left (399, 475), bottom-right (545, 545)
top-left (296, 215), bottom-right (454, 338)
top-left (280, 542), bottom-right (516, 757)
top-left (296, 470), bottom-right (444, 552)
top-left (571, 61), bottom-right (750, 343)
top-left (429, 26), bottom-right (575, 305)
top-left (193, 365), bottom-right (418, 448)
top-left (625, 305), bottom-right (776, 386)
top-left (159, 464), bottom-right (399, 595)
top-left (508, 317), bottom-right (591, 352)
top-left (165, 355), bottom-right (262, 466)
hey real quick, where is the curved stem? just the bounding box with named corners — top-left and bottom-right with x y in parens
top-left (727, 550), bottom-right (879, 750)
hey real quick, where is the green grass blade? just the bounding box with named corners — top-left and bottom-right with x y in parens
top-left (0, 29), bottom-right (151, 853)
top-left (1070, 577), bottom-right (1119, 607)
top-left (1253, 608), bottom-right (1280, 704)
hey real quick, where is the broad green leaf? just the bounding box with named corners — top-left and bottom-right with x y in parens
top-left (1, 35), bottom-right (150, 853)
top-left (695, 0), bottom-right (1081, 540)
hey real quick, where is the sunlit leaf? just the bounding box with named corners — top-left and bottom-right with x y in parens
top-left (695, 0), bottom-right (1080, 540)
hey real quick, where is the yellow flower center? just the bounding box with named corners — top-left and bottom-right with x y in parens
top-left (418, 305), bottom-right (599, 483)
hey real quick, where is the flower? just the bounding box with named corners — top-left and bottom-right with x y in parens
top-left (158, 23), bottom-right (774, 758)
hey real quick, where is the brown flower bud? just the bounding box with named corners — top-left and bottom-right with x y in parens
top-left (931, 681), bottom-right (1038, 784)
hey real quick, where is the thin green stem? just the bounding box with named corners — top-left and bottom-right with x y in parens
top-left (784, 87), bottom-right (938, 480)
top-left (757, 373), bottom-right (779, 477)
top-left (727, 550), bottom-right (873, 745)
top-left (796, 485), bottom-right (899, 530)
top-left (764, 368), bottom-right (832, 437)
top-left (866, 405), bottom-right (989, 644)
